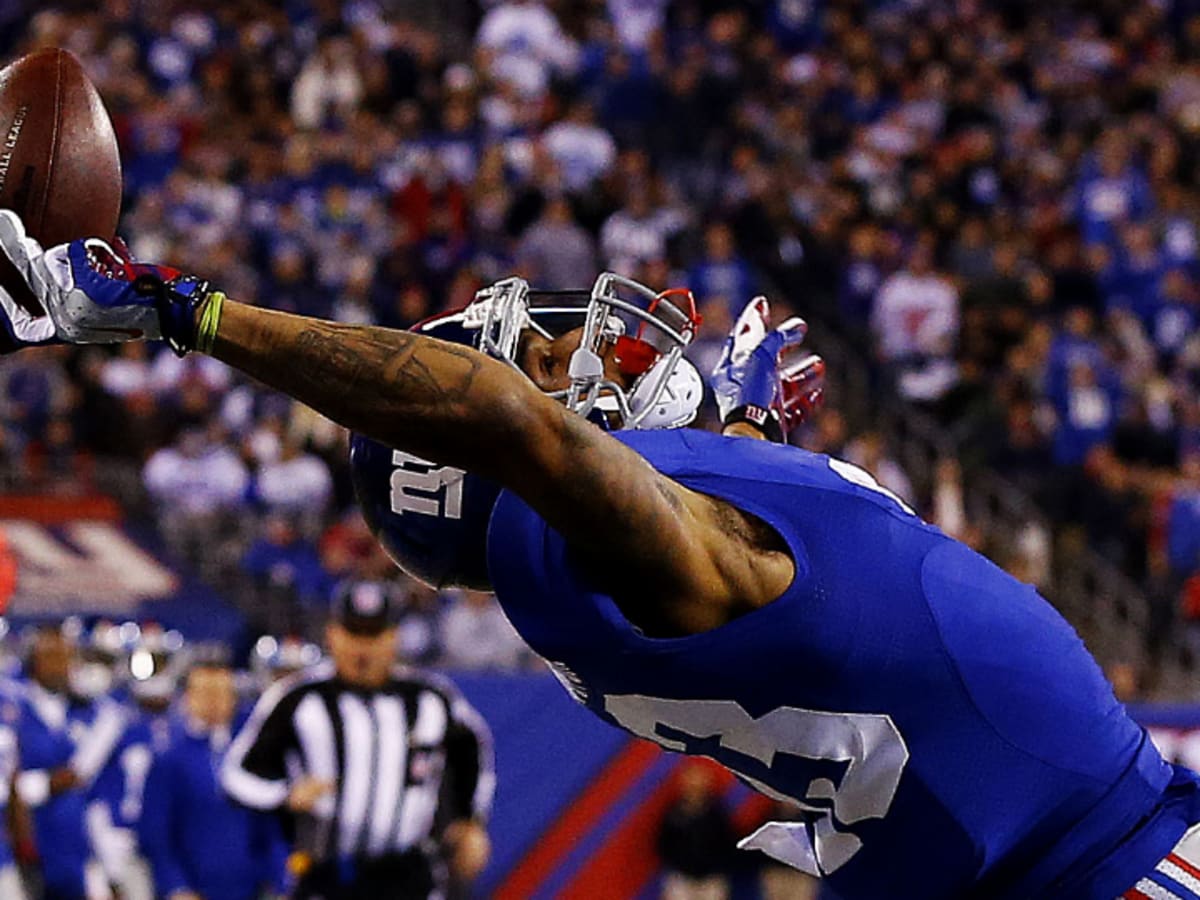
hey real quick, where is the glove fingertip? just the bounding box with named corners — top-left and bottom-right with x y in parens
top-left (111, 236), bottom-right (134, 262)
top-left (756, 328), bottom-right (789, 357)
top-left (777, 316), bottom-right (808, 343)
top-left (0, 209), bottom-right (24, 240)
top-left (0, 214), bottom-right (24, 268)
top-left (734, 295), bottom-right (767, 326)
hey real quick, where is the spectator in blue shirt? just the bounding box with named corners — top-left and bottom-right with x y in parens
top-left (1051, 359), bottom-right (1123, 466)
top-left (1074, 131), bottom-right (1153, 248)
top-left (1168, 454), bottom-right (1200, 581)
top-left (139, 653), bottom-right (286, 900)
top-left (839, 224), bottom-right (885, 328)
top-left (1107, 223), bottom-right (1166, 325)
top-left (687, 222), bottom-right (759, 317)
top-left (1045, 307), bottom-right (1108, 409)
top-left (595, 50), bottom-right (659, 145)
top-left (242, 515), bottom-right (334, 626)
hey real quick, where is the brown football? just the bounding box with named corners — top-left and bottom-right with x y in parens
top-left (0, 48), bottom-right (122, 349)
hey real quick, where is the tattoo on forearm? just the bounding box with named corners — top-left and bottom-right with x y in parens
top-left (383, 334), bottom-right (485, 405)
top-left (289, 324), bottom-right (484, 406)
top-left (290, 328), bottom-right (375, 393)
top-left (215, 301), bottom-right (778, 628)
top-left (216, 311), bottom-right (495, 461)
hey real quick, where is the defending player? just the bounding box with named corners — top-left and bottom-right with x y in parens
top-left (1, 214), bottom-right (1199, 899)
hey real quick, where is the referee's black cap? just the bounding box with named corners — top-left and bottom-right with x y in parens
top-left (331, 581), bottom-right (401, 636)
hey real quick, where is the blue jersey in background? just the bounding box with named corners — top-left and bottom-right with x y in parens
top-left (13, 684), bottom-right (124, 899)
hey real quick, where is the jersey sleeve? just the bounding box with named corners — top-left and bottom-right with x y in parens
top-left (442, 691), bottom-right (495, 824)
top-left (70, 698), bottom-right (127, 788)
top-left (221, 679), bottom-right (303, 811)
top-left (13, 691), bottom-right (61, 808)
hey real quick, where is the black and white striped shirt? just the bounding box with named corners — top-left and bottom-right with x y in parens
top-left (220, 661), bottom-right (494, 862)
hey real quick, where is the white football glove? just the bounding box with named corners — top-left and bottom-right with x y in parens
top-left (0, 212), bottom-right (58, 347)
top-left (0, 209), bottom-right (166, 344)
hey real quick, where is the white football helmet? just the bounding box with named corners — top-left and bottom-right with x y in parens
top-left (349, 273), bottom-right (705, 590)
top-left (458, 272), bottom-right (704, 430)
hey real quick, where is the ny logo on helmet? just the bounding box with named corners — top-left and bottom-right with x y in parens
top-left (389, 451), bottom-right (465, 519)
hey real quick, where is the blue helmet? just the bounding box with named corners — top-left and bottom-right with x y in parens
top-left (349, 274), bottom-right (704, 590)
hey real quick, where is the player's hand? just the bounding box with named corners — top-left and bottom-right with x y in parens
top-left (0, 210), bottom-right (212, 355)
top-left (286, 776), bottom-right (335, 814)
top-left (777, 345), bottom-right (826, 434)
top-left (0, 218), bottom-right (61, 351)
top-left (710, 296), bottom-right (824, 441)
top-left (443, 819), bottom-right (490, 882)
top-left (0, 282), bottom-right (59, 351)
top-left (48, 765), bottom-right (78, 795)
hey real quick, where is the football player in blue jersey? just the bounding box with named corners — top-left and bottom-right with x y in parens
top-left (2, 212), bottom-right (1200, 899)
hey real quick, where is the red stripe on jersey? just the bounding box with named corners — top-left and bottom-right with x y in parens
top-left (1169, 852), bottom-right (1200, 882)
top-left (1124, 888), bottom-right (1151, 899)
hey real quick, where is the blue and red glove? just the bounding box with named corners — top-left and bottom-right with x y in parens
top-left (710, 296), bottom-right (825, 441)
top-left (0, 210), bottom-right (212, 355)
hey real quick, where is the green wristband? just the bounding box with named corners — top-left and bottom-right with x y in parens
top-left (195, 291), bottom-right (225, 355)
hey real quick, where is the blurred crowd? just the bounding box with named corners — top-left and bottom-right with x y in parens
top-left (0, 616), bottom-right (313, 899)
top-left (0, 0), bottom-right (1196, 684)
top-left (0, 608), bottom-right (509, 899)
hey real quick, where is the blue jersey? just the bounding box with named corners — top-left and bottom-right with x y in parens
top-left (92, 708), bottom-right (172, 831)
top-left (486, 429), bottom-right (1200, 899)
top-left (139, 717), bottom-right (287, 900)
top-left (14, 685), bottom-right (123, 897)
top-left (0, 682), bottom-right (19, 869)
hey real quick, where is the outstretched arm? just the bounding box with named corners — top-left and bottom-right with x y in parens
top-left (0, 217), bottom-right (797, 633)
top-left (212, 302), bottom-right (521, 475)
top-left (211, 301), bottom-right (763, 614)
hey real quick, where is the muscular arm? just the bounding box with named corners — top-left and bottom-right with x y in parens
top-left (210, 302), bottom-right (789, 622)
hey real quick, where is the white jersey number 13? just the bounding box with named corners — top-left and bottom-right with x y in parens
top-left (603, 694), bottom-right (909, 875)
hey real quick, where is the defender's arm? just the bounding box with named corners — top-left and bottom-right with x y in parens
top-left (211, 301), bottom-right (789, 620)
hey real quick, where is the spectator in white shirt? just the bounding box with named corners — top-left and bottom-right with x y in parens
top-left (870, 237), bottom-right (960, 402)
top-left (542, 102), bottom-right (617, 193)
top-left (99, 342), bottom-right (154, 399)
top-left (149, 349), bottom-right (232, 396)
top-left (476, 0), bottom-right (579, 98)
top-left (144, 429), bottom-right (248, 516)
top-left (143, 428), bottom-right (249, 568)
top-left (440, 591), bottom-right (531, 672)
top-left (255, 436), bottom-right (333, 537)
top-left (600, 188), bottom-right (684, 276)
top-left (607, 0), bottom-right (668, 51)
top-left (291, 36), bottom-right (363, 130)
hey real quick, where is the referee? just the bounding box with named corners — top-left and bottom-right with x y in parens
top-left (221, 583), bottom-right (495, 899)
